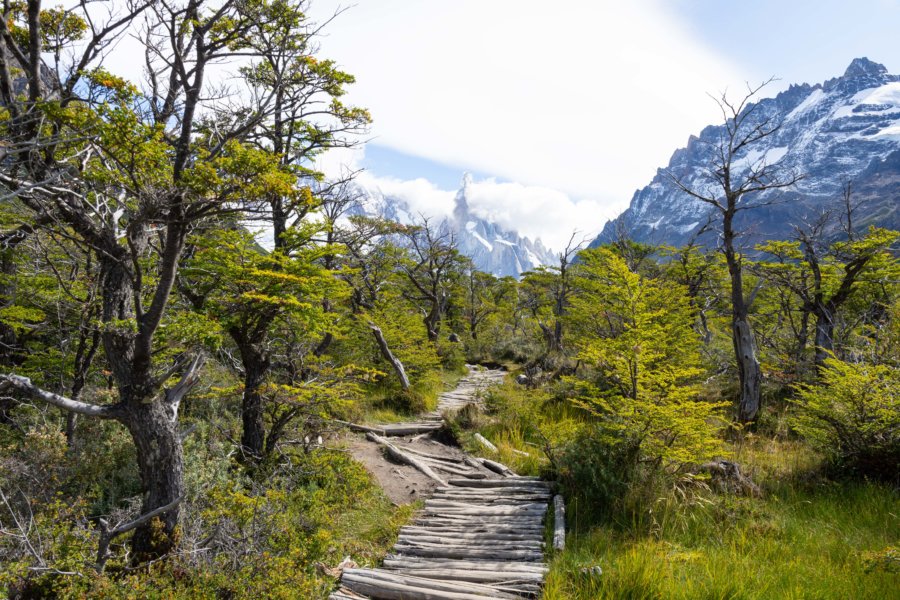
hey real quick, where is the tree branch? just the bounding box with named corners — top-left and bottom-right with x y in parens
top-left (0, 374), bottom-right (119, 418)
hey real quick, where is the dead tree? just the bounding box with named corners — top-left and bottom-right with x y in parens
top-left (670, 79), bottom-right (803, 422)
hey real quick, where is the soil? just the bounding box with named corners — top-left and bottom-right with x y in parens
top-left (342, 431), bottom-right (493, 505)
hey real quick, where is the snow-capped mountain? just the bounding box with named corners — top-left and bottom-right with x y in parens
top-left (354, 175), bottom-right (556, 278)
top-left (592, 58), bottom-right (900, 248)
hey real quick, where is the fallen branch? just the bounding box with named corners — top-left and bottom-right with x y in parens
top-left (473, 433), bottom-right (497, 453)
top-left (368, 322), bottom-right (411, 391)
top-left (473, 457), bottom-right (517, 477)
top-left (365, 432), bottom-right (447, 485)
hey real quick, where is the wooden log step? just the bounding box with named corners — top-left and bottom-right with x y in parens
top-left (379, 567), bottom-right (544, 585)
top-left (412, 514), bottom-right (544, 526)
top-left (429, 494), bottom-right (551, 504)
top-left (341, 569), bottom-right (508, 600)
top-left (382, 557), bottom-right (548, 574)
top-left (396, 535), bottom-right (544, 549)
top-left (419, 504), bottom-right (546, 515)
top-left (407, 523), bottom-right (545, 536)
top-left (429, 494), bottom-right (550, 505)
top-left (420, 462), bottom-right (485, 478)
top-left (380, 424), bottom-right (444, 436)
top-left (343, 568), bottom-right (527, 599)
top-left (422, 500), bottom-right (547, 511)
top-left (398, 447), bottom-right (466, 464)
top-left (447, 478), bottom-right (551, 489)
top-left (329, 587), bottom-right (370, 600)
top-left (433, 487), bottom-right (552, 497)
top-left (392, 544), bottom-right (544, 561)
top-left (399, 526), bottom-right (544, 540)
top-left (411, 517), bottom-right (544, 529)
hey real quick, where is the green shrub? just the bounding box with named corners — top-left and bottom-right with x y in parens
top-left (791, 357), bottom-right (899, 481)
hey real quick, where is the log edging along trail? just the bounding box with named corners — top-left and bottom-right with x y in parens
top-left (330, 367), bottom-right (564, 599)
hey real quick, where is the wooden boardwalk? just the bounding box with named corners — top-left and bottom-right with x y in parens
top-left (330, 368), bottom-right (559, 600)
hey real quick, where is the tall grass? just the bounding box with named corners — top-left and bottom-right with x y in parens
top-left (543, 438), bottom-right (900, 599)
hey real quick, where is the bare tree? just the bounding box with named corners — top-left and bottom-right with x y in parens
top-left (670, 80), bottom-right (803, 422)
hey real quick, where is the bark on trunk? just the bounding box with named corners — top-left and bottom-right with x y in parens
top-left (237, 342), bottom-right (270, 460)
top-left (724, 210), bottom-right (762, 423)
top-left (732, 317), bottom-right (761, 422)
top-left (813, 308), bottom-right (835, 371)
top-left (120, 401), bottom-right (185, 561)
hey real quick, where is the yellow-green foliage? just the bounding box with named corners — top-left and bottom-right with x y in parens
top-left (1, 447), bottom-right (410, 599)
top-left (792, 356), bottom-right (899, 479)
top-left (568, 248), bottom-right (727, 474)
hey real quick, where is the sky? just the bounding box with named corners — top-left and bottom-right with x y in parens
top-left (85, 0), bottom-right (900, 251)
top-left (304, 0), bottom-right (900, 250)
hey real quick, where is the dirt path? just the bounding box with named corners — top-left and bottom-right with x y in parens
top-left (342, 366), bottom-right (506, 504)
top-left (331, 366), bottom-right (559, 599)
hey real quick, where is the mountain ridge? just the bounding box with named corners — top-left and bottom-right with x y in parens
top-left (592, 57), bottom-right (900, 248)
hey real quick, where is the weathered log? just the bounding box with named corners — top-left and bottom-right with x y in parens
top-left (473, 433), bottom-right (498, 453)
top-left (342, 569), bottom-right (519, 600)
top-left (391, 544), bottom-right (544, 561)
top-left (474, 457), bottom-right (517, 477)
top-left (401, 446), bottom-right (466, 464)
top-left (380, 423), bottom-right (444, 436)
top-left (434, 485), bottom-right (551, 496)
top-left (553, 494), bottom-right (565, 551)
top-left (447, 478), bottom-right (550, 489)
top-left (369, 321), bottom-right (411, 391)
top-left (336, 420), bottom-right (386, 435)
top-left (430, 494), bottom-right (549, 504)
top-left (422, 461), bottom-right (485, 478)
top-left (400, 525), bottom-right (543, 537)
top-left (379, 567), bottom-right (544, 584)
top-left (366, 432), bottom-right (447, 486)
top-left (397, 534), bottom-right (544, 549)
top-left (382, 557), bottom-right (548, 573)
top-left (398, 530), bottom-right (544, 543)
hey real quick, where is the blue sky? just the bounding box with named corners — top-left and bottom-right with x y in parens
top-left (307, 0), bottom-right (900, 249)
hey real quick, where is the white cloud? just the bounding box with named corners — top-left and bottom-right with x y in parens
top-left (465, 179), bottom-right (608, 251)
top-left (355, 169), bottom-right (608, 252)
top-left (308, 0), bottom-right (746, 212)
top-left (356, 171), bottom-right (456, 220)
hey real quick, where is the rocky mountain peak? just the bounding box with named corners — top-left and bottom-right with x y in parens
top-left (843, 57), bottom-right (887, 79)
top-left (591, 58), bottom-right (900, 249)
top-left (351, 179), bottom-right (555, 278)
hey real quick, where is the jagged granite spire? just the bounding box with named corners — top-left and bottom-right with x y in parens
top-left (351, 177), bottom-right (556, 278)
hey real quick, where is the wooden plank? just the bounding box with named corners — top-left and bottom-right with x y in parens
top-left (447, 478), bottom-right (551, 489)
top-left (391, 545), bottom-right (544, 561)
top-left (381, 557), bottom-right (548, 573)
top-left (342, 569), bottom-right (517, 600)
